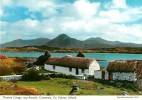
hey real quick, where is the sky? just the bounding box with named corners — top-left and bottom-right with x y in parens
top-left (0, 0), bottom-right (142, 44)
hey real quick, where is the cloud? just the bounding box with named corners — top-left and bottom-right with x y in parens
top-left (112, 0), bottom-right (127, 8)
top-left (0, 0), bottom-right (142, 44)
top-left (0, 0), bottom-right (13, 16)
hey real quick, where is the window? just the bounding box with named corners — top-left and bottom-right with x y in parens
top-left (81, 69), bottom-right (85, 73)
top-left (53, 66), bottom-right (55, 69)
top-left (69, 67), bottom-right (72, 72)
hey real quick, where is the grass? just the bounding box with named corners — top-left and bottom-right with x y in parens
top-left (17, 78), bottom-right (140, 95)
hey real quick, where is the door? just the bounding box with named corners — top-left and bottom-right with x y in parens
top-left (102, 71), bottom-right (105, 80)
top-left (109, 72), bottom-right (113, 80)
top-left (76, 68), bottom-right (79, 75)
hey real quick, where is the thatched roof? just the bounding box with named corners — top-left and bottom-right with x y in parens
top-left (136, 61), bottom-right (142, 79)
top-left (45, 56), bottom-right (96, 69)
top-left (107, 60), bottom-right (142, 73)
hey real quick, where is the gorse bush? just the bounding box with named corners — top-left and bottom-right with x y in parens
top-left (0, 65), bottom-right (13, 76)
top-left (15, 86), bottom-right (40, 95)
top-left (0, 81), bottom-right (40, 95)
top-left (0, 58), bottom-right (27, 76)
top-left (13, 66), bottom-right (27, 75)
top-left (0, 64), bottom-right (27, 76)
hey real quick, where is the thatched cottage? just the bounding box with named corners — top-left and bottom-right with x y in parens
top-left (44, 56), bottom-right (100, 76)
top-left (94, 60), bottom-right (142, 82)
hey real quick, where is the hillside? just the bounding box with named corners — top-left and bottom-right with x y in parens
top-left (0, 38), bottom-right (50, 48)
top-left (46, 34), bottom-right (83, 48)
top-left (1, 34), bottom-right (142, 49)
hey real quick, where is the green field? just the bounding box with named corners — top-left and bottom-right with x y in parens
top-left (17, 78), bottom-right (139, 95)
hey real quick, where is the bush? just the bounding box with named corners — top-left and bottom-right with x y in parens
top-left (22, 68), bottom-right (40, 81)
top-left (26, 63), bottom-right (34, 68)
top-left (13, 66), bottom-right (27, 74)
top-left (50, 73), bottom-right (75, 79)
top-left (22, 68), bottom-right (48, 81)
top-left (14, 57), bottom-right (27, 63)
top-left (15, 86), bottom-right (41, 95)
top-left (0, 65), bottom-right (13, 76)
top-left (0, 77), bottom-right (3, 82)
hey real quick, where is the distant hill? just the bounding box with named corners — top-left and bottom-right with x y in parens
top-left (82, 37), bottom-right (142, 48)
top-left (1, 34), bottom-right (142, 48)
top-left (46, 34), bottom-right (83, 48)
top-left (0, 38), bottom-right (50, 48)
top-left (83, 37), bottom-right (115, 48)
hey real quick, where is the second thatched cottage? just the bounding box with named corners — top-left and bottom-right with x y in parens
top-left (94, 60), bottom-right (142, 82)
top-left (44, 56), bottom-right (100, 76)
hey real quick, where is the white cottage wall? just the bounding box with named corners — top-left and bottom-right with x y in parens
top-left (89, 61), bottom-right (100, 75)
top-left (78, 69), bottom-right (89, 75)
top-left (45, 64), bottom-right (89, 75)
top-left (94, 70), bottom-right (102, 79)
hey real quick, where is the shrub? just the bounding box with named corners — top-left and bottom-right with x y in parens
top-left (22, 68), bottom-right (40, 81)
top-left (0, 65), bottom-right (13, 76)
top-left (13, 66), bottom-right (27, 74)
top-left (15, 86), bottom-right (40, 95)
top-left (22, 68), bottom-right (48, 81)
top-left (0, 77), bottom-right (3, 82)
top-left (50, 73), bottom-right (75, 79)
top-left (26, 63), bottom-right (34, 68)
top-left (14, 57), bottom-right (27, 63)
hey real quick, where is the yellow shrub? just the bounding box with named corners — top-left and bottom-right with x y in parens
top-left (15, 86), bottom-right (41, 95)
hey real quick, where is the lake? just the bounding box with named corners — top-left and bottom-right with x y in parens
top-left (0, 52), bottom-right (142, 67)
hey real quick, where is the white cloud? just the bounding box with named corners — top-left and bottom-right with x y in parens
top-left (112, 0), bottom-right (127, 8)
top-left (0, 7), bottom-right (4, 16)
top-left (0, 0), bottom-right (13, 17)
top-left (16, 0), bottom-right (58, 18)
top-left (1, 0), bottom-right (142, 44)
top-left (73, 0), bottom-right (100, 19)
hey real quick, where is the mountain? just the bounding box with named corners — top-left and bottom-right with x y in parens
top-left (1, 34), bottom-right (142, 48)
top-left (46, 34), bottom-right (83, 48)
top-left (83, 37), bottom-right (115, 48)
top-left (83, 37), bottom-right (142, 48)
top-left (0, 38), bottom-right (50, 48)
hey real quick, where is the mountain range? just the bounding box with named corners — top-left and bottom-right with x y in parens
top-left (1, 34), bottom-right (142, 48)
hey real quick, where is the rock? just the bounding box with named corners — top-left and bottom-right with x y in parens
top-left (69, 86), bottom-right (79, 95)
top-left (120, 91), bottom-right (128, 95)
top-left (97, 86), bottom-right (104, 90)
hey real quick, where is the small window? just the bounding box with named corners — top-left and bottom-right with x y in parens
top-left (53, 65), bottom-right (55, 69)
top-left (69, 67), bottom-right (72, 72)
top-left (81, 69), bottom-right (85, 73)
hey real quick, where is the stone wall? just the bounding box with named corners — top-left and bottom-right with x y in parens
top-left (94, 70), bottom-right (137, 82)
top-left (112, 72), bottom-right (137, 81)
top-left (0, 75), bottom-right (22, 81)
top-left (137, 79), bottom-right (142, 90)
top-left (105, 71), bottom-right (109, 80)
